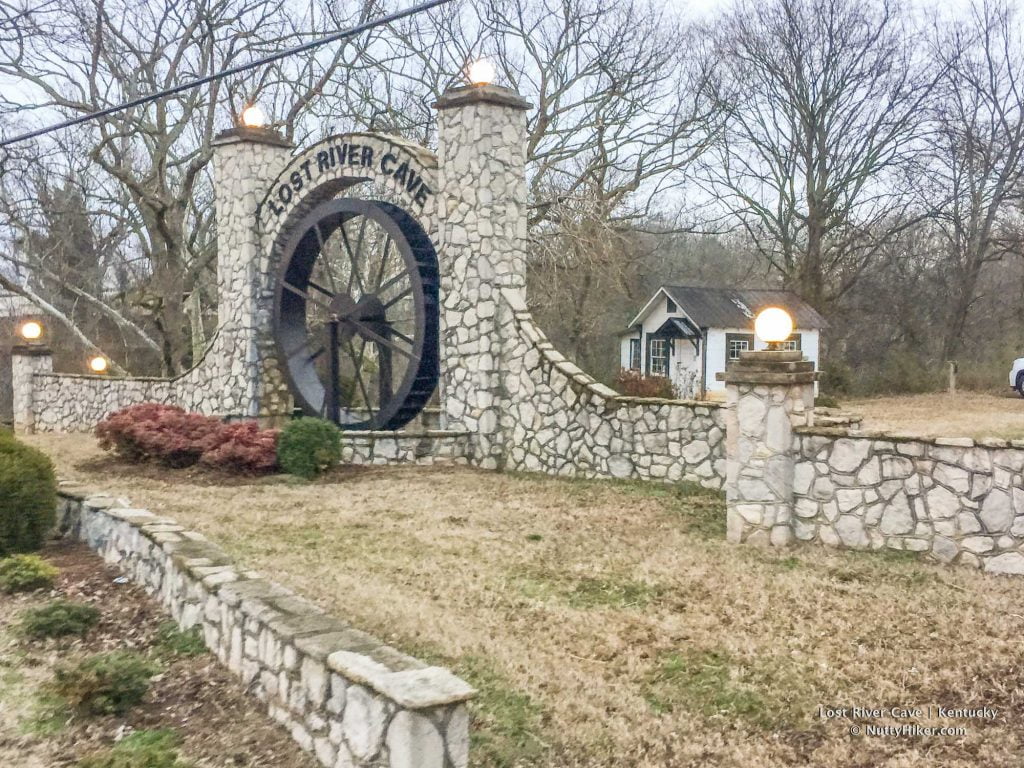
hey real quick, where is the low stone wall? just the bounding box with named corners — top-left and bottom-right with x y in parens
top-left (19, 325), bottom-right (256, 433)
top-left (57, 491), bottom-right (474, 768)
top-left (792, 428), bottom-right (1024, 574)
top-left (498, 288), bottom-right (727, 488)
top-left (343, 431), bottom-right (472, 465)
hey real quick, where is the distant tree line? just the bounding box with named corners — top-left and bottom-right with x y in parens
top-left (0, 0), bottom-right (1022, 394)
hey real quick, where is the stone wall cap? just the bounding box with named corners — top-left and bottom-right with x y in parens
top-left (719, 370), bottom-right (818, 385)
top-left (343, 429), bottom-right (472, 439)
top-left (740, 349), bottom-right (803, 363)
top-left (433, 84), bottom-right (532, 111)
top-left (213, 126), bottom-right (294, 148)
top-left (327, 651), bottom-right (475, 708)
top-left (11, 344), bottom-right (52, 357)
top-left (934, 436), bottom-right (975, 447)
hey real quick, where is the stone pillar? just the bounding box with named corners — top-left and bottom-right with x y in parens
top-left (205, 126), bottom-right (293, 420)
top-left (11, 344), bottom-right (52, 434)
top-left (723, 350), bottom-right (816, 546)
top-left (434, 85), bottom-right (531, 468)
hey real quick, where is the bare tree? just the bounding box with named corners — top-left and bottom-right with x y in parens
top-left (698, 0), bottom-right (938, 310)
top-left (926, 0), bottom-right (1024, 361)
top-left (0, 0), bottom-right (381, 374)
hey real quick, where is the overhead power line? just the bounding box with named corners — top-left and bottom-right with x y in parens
top-left (0, 0), bottom-right (452, 149)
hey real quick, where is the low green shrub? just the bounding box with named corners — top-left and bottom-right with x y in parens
top-left (153, 622), bottom-right (206, 657)
top-left (20, 600), bottom-right (100, 639)
top-left (0, 436), bottom-right (57, 556)
top-left (277, 417), bottom-right (342, 479)
top-left (53, 651), bottom-right (158, 715)
top-left (0, 553), bottom-right (58, 593)
top-left (78, 729), bottom-right (192, 768)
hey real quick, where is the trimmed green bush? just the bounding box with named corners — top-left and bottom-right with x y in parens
top-left (20, 600), bottom-right (100, 639)
top-left (78, 729), bottom-right (192, 768)
top-left (277, 417), bottom-right (342, 479)
top-left (0, 436), bottom-right (57, 556)
top-left (0, 553), bottom-right (58, 593)
top-left (53, 651), bottom-right (158, 715)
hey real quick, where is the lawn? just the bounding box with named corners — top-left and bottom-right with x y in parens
top-left (28, 433), bottom-right (1024, 768)
top-left (844, 392), bottom-right (1024, 441)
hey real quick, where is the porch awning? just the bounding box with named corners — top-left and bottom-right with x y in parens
top-left (651, 317), bottom-right (701, 338)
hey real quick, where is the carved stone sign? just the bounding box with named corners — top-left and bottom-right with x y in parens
top-left (258, 132), bottom-right (438, 235)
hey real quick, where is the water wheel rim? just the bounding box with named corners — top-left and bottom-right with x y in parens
top-left (273, 197), bottom-right (439, 430)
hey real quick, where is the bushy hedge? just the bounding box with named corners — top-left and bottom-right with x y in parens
top-left (613, 369), bottom-right (676, 399)
top-left (0, 553), bottom-right (58, 593)
top-left (277, 418), bottom-right (342, 479)
top-left (96, 404), bottom-right (279, 474)
top-left (199, 422), bottom-right (280, 474)
top-left (20, 599), bottom-right (99, 639)
top-left (0, 436), bottom-right (57, 557)
top-left (53, 650), bottom-right (157, 715)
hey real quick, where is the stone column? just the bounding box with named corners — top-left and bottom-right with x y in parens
top-left (11, 343), bottom-right (53, 434)
top-left (723, 350), bottom-right (816, 546)
top-left (200, 126), bottom-right (293, 421)
top-left (434, 85), bottom-right (531, 468)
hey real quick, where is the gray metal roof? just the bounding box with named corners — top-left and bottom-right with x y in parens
top-left (663, 285), bottom-right (827, 329)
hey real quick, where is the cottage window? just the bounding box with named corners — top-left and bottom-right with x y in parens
top-left (666, 297), bottom-right (677, 313)
top-left (780, 333), bottom-right (802, 351)
top-left (725, 333), bottom-right (754, 367)
top-left (649, 338), bottom-right (668, 376)
top-left (629, 339), bottom-right (641, 370)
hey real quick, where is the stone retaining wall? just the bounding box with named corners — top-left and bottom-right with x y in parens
top-left (342, 431), bottom-right (472, 465)
top-left (57, 491), bottom-right (474, 768)
top-left (498, 288), bottom-right (727, 488)
top-left (792, 428), bottom-right (1024, 574)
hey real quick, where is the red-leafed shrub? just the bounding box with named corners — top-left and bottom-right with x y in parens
top-left (199, 422), bottom-right (280, 474)
top-left (96, 403), bottom-right (223, 467)
top-left (613, 369), bottom-right (676, 399)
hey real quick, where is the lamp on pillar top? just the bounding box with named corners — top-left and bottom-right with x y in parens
top-left (18, 320), bottom-right (43, 342)
top-left (754, 307), bottom-right (793, 351)
top-left (467, 58), bottom-right (496, 86)
top-left (240, 103), bottom-right (268, 129)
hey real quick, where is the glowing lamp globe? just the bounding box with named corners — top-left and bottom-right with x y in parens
top-left (467, 58), bottom-right (496, 86)
top-left (19, 320), bottom-right (43, 341)
top-left (88, 356), bottom-right (109, 374)
top-left (754, 307), bottom-right (793, 346)
top-left (240, 104), bottom-right (268, 128)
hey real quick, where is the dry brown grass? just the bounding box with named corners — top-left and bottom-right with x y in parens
top-left (27, 433), bottom-right (1024, 768)
top-left (845, 392), bottom-right (1024, 440)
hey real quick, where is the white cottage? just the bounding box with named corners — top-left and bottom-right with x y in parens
top-left (618, 285), bottom-right (825, 399)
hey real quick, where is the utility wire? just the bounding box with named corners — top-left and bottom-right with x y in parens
top-left (0, 0), bottom-right (452, 149)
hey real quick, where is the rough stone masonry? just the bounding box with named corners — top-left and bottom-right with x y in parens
top-left (58, 491), bottom-right (474, 768)
top-left (722, 347), bottom-right (1024, 575)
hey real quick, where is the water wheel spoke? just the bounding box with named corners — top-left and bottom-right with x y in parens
top-left (382, 287), bottom-right (411, 310)
top-left (313, 223), bottom-right (343, 296)
top-left (339, 222), bottom-right (366, 296)
top-left (388, 327), bottom-right (416, 347)
top-left (373, 236), bottom-right (393, 292)
top-left (376, 269), bottom-right (411, 300)
top-left (345, 336), bottom-right (376, 421)
top-left (348, 318), bottom-right (419, 362)
top-left (282, 280), bottom-right (333, 313)
top-left (307, 278), bottom-right (335, 298)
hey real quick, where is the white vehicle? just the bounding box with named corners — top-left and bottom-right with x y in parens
top-left (1011, 358), bottom-right (1024, 396)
